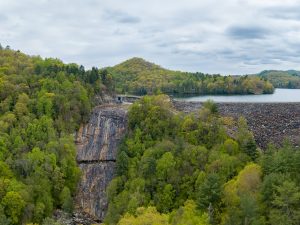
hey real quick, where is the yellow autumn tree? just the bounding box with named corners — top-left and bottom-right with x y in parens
top-left (118, 207), bottom-right (169, 225)
top-left (222, 163), bottom-right (263, 225)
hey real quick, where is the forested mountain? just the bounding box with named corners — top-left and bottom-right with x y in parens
top-left (0, 47), bottom-right (299, 225)
top-left (0, 47), bottom-right (111, 224)
top-left (257, 70), bottom-right (300, 88)
top-left (106, 95), bottom-right (300, 225)
top-left (107, 57), bottom-right (274, 95)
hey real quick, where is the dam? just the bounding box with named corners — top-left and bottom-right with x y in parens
top-left (173, 101), bottom-right (300, 148)
top-left (73, 97), bottom-right (300, 224)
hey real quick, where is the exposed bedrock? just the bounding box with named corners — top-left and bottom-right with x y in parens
top-left (173, 101), bottom-right (300, 148)
top-left (75, 105), bottom-right (128, 222)
top-left (73, 100), bottom-right (299, 224)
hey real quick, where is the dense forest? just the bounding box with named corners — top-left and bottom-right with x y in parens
top-left (0, 47), bottom-right (299, 225)
top-left (257, 70), bottom-right (300, 89)
top-left (0, 46), bottom-right (111, 224)
top-left (107, 57), bottom-right (274, 95)
top-left (105, 95), bottom-right (300, 225)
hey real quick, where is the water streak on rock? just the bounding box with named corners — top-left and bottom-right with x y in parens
top-left (75, 105), bottom-right (128, 222)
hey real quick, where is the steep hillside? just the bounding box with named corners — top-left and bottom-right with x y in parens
top-left (105, 96), bottom-right (300, 225)
top-left (258, 70), bottom-right (300, 88)
top-left (107, 57), bottom-right (274, 95)
top-left (0, 47), bottom-right (112, 224)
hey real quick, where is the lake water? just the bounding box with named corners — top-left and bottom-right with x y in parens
top-left (175, 89), bottom-right (300, 103)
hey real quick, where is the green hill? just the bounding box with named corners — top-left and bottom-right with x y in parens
top-left (0, 47), bottom-right (298, 225)
top-left (107, 57), bottom-right (274, 95)
top-left (0, 47), bottom-right (111, 224)
top-left (258, 70), bottom-right (300, 88)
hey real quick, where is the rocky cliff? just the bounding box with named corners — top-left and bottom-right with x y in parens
top-left (75, 104), bottom-right (128, 222)
top-left (72, 99), bottom-right (299, 224)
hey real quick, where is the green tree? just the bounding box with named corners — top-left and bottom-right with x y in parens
top-left (1, 191), bottom-right (25, 224)
top-left (203, 100), bottom-right (218, 114)
top-left (269, 180), bottom-right (300, 225)
top-left (196, 173), bottom-right (222, 210)
top-left (0, 204), bottom-right (11, 225)
top-left (116, 150), bottom-right (129, 176)
top-left (118, 207), bottom-right (169, 225)
top-left (170, 200), bottom-right (209, 225)
top-left (222, 163), bottom-right (262, 225)
top-left (156, 152), bottom-right (176, 182)
top-left (59, 187), bottom-right (73, 213)
top-left (155, 184), bottom-right (175, 213)
top-left (237, 117), bottom-right (258, 160)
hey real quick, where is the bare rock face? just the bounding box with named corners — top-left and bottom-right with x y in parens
top-left (76, 105), bottom-right (127, 162)
top-left (75, 105), bottom-right (128, 222)
top-left (76, 162), bottom-right (116, 221)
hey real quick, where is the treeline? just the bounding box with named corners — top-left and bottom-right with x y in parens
top-left (105, 95), bottom-right (300, 225)
top-left (258, 70), bottom-right (300, 89)
top-left (108, 57), bottom-right (274, 95)
top-left (0, 47), bottom-right (111, 224)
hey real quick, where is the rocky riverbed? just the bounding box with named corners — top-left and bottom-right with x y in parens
top-left (173, 101), bottom-right (300, 148)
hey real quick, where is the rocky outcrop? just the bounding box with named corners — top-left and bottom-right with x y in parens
top-left (173, 101), bottom-right (300, 148)
top-left (76, 105), bottom-right (127, 162)
top-left (53, 210), bottom-right (97, 225)
top-left (75, 105), bottom-right (128, 222)
top-left (72, 99), bottom-right (299, 224)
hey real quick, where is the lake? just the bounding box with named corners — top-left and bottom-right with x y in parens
top-left (175, 88), bottom-right (300, 103)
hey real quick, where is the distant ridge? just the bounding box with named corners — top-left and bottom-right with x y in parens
top-left (257, 70), bottom-right (300, 88)
top-left (259, 70), bottom-right (300, 76)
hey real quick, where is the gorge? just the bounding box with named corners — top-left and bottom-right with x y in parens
top-left (73, 98), bottom-right (300, 224)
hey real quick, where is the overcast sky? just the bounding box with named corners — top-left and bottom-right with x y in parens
top-left (1, 0), bottom-right (300, 74)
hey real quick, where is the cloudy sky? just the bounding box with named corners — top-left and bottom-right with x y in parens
top-left (1, 0), bottom-right (300, 74)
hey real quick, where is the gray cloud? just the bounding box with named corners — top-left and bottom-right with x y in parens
top-left (0, 15), bottom-right (8, 23)
top-left (264, 5), bottom-right (300, 20)
top-left (1, 0), bottom-right (300, 74)
top-left (103, 9), bottom-right (141, 24)
top-left (226, 26), bottom-right (270, 40)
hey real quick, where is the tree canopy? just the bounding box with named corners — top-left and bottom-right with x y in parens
top-left (0, 47), bottom-right (111, 224)
top-left (108, 57), bottom-right (274, 95)
top-left (105, 95), bottom-right (300, 225)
